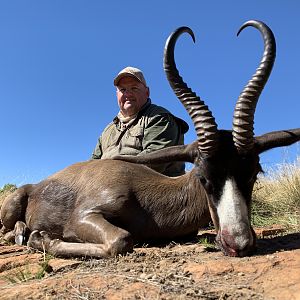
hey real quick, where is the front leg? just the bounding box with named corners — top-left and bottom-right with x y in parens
top-left (27, 213), bottom-right (133, 258)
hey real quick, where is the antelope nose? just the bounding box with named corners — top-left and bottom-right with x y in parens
top-left (218, 228), bottom-right (256, 257)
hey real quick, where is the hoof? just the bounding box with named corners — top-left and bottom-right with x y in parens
top-left (14, 221), bottom-right (28, 245)
top-left (27, 230), bottom-right (51, 251)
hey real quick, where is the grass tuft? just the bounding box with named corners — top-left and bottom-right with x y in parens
top-left (3, 253), bottom-right (53, 284)
top-left (252, 157), bottom-right (300, 231)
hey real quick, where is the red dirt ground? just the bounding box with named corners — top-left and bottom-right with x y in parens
top-left (0, 226), bottom-right (299, 300)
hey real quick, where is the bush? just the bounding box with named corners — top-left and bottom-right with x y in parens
top-left (0, 184), bottom-right (17, 207)
top-left (0, 184), bottom-right (17, 194)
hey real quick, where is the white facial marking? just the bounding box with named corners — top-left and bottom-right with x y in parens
top-left (217, 178), bottom-right (250, 248)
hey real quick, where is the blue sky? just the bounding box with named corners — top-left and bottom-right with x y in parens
top-left (0, 1), bottom-right (299, 187)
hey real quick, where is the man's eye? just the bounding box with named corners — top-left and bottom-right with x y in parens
top-left (119, 88), bottom-right (126, 93)
top-left (131, 87), bottom-right (139, 92)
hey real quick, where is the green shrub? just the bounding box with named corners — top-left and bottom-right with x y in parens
top-left (0, 183), bottom-right (17, 194)
top-left (0, 184), bottom-right (17, 207)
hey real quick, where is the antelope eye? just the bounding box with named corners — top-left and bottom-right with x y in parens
top-left (204, 181), bottom-right (214, 195)
top-left (199, 177), bottom-right (214, 194)
top-left (199, 177), bottom-right (207, 185)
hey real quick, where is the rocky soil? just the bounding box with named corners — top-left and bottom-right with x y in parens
top-left (0, 227), bottom-right (300, 300)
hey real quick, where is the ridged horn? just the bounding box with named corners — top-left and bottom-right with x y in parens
top-left (232, 20), bottom-right (276, 154)
top-left (164, 26), bottom-right (219, 156)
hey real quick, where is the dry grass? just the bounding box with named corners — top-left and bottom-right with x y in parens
top-left (252, 157), bottom-right (300, 231)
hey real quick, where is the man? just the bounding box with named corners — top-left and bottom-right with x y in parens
top-left (91, 66), bottom-right (189, 176)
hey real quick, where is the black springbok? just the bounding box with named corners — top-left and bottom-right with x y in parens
top-left (1, 20), bottom-right (299, 258)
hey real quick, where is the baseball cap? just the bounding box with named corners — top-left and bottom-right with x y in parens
top-left (113, 66), bottom-right (147, 86)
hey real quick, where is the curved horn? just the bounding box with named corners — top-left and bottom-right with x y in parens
top-left (232, 20), bottom-right (276, 154)
top-left (164, 27), bottom-right (219, 156)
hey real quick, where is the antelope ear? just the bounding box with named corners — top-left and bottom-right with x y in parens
top-left (255, 129), bottom-right (300, 154)
top-left (112, 142), bottom-right (198, 164)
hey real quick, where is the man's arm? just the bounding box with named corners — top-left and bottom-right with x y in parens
top-left (139, 113), bottom-right (182, 173)
top-left (91, 136), bottom-right (103, 159)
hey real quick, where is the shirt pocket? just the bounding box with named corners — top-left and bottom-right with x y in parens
top-left (124, 127), bottom-right (144, 151)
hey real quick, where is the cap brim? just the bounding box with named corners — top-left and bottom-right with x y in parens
top-left (114, 73), bottom-right (139, 86)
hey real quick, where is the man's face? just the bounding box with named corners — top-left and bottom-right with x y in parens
top-left (116, 76), bottom-right (149, 117)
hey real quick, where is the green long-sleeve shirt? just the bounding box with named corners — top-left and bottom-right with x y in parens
top-left (91, 99), bottom-right (188, 176)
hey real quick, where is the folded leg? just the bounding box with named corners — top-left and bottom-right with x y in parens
top-left (27, 213), bottom-right (133, 258)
